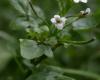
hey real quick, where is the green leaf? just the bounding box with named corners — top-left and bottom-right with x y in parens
top-left (20, 39), bottom-right (43, 59)
top-left (72, 17), bottom-right (96, 30)
top-left (58, 28), bottom-right (71, 41)
top-left (46, 71), bottom-right (75, 80)
top-left (23, 59), bottom-right (33, 68)
top-left (10, 0), bottom-right (38, 17)
top-left (49, 66), bottom-right (100, 80)
top-left (44, 37), bottom-right (57, 46)
top-left (40, 45), bottom-right (54, 58)
top-left (26, 70), bottom-right (75, 80)
top-left (40, 25), bottom-right (49, 32)
top-left (0, 31), bottom-right (17, 71)
top-left (44, 46), bottom-right (53, 58)
top-left (33, 6), bottom-right (45, 19)
top-left (10, 18), bottom-right (41, 33)
top-left (10, 0), bottom-right (27, 14)
top-left (66, 17), bottom-right (78, 26)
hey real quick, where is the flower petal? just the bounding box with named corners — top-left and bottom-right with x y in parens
top-left (85, 8), bottom-right (91, 14)
top-left (81, 0), bottom-right (88, 3)
top-left (54, 15), bottom-right (60, 19)
top-left (80, 11), bottom-right (85, 14)
top-left (73, 0), bottom-right (80, 3)
top-left (61, 17), bottom-right (67, 23)
top-left (55, 23), bottom-right (64, 30)
top-left (51, 18), bottom-right (56, 24)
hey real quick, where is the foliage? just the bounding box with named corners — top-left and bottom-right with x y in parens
top-left (0, 0), bottom-right (100, 80)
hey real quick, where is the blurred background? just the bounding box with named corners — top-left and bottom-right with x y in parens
top-left (0, 0), bottom-right (100, 80)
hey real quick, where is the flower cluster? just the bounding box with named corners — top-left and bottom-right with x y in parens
top-left (51, 0), bottom-right (91, 30)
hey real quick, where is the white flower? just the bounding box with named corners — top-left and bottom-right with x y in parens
top-left (85, 8), bottom-right (91, 14)
top-left (51, 15), bottom-right (67, 30)
top-left (73, 0), bottom-right (88, 3)
top-left (80, 8), bottom-right (91, 15)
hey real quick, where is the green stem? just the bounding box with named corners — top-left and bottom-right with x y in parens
top-left (56, 0), bottom-right (63, 15)
top-left (65, 15), bottom-right (77, 18)
top-left (59, 37), bottom-right (95, 45)
top-left (49, 66), bottom-right (100, 80)
top-left (28, 0), bottom-right (49, 26)
top-left (28, 0), bottom-right (39, 18)
top-left (15, 58), bottom-right (25, 73)
top-left (13, 53), bottom-right (25, 73)
top-left (26, 0), bottom-right (30, 21)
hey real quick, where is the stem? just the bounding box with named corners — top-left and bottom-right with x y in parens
top-left (28, 0), bottom-right (39, 18)
top-left (26, 0), bottom-right (30, 21)
top-left (49, 66), bottom-right (100, 80)
top-left (56, 0), bottom-right (63, 15)
top-left (28, 0), bottom-right (49, 26)
top-left (52, 38), bottom-right (95, 51)
top-left (66, 15), bottom-right (77, 18)
top-left (13, 54), bottom-right (25, 73)
top-left (15, 59), bottom-right (25, 73)
top-left (59, 37), bottom-right (95, 45)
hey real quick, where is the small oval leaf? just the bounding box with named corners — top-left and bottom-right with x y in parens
top-left (20, 39), bottom-right (43, 59)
